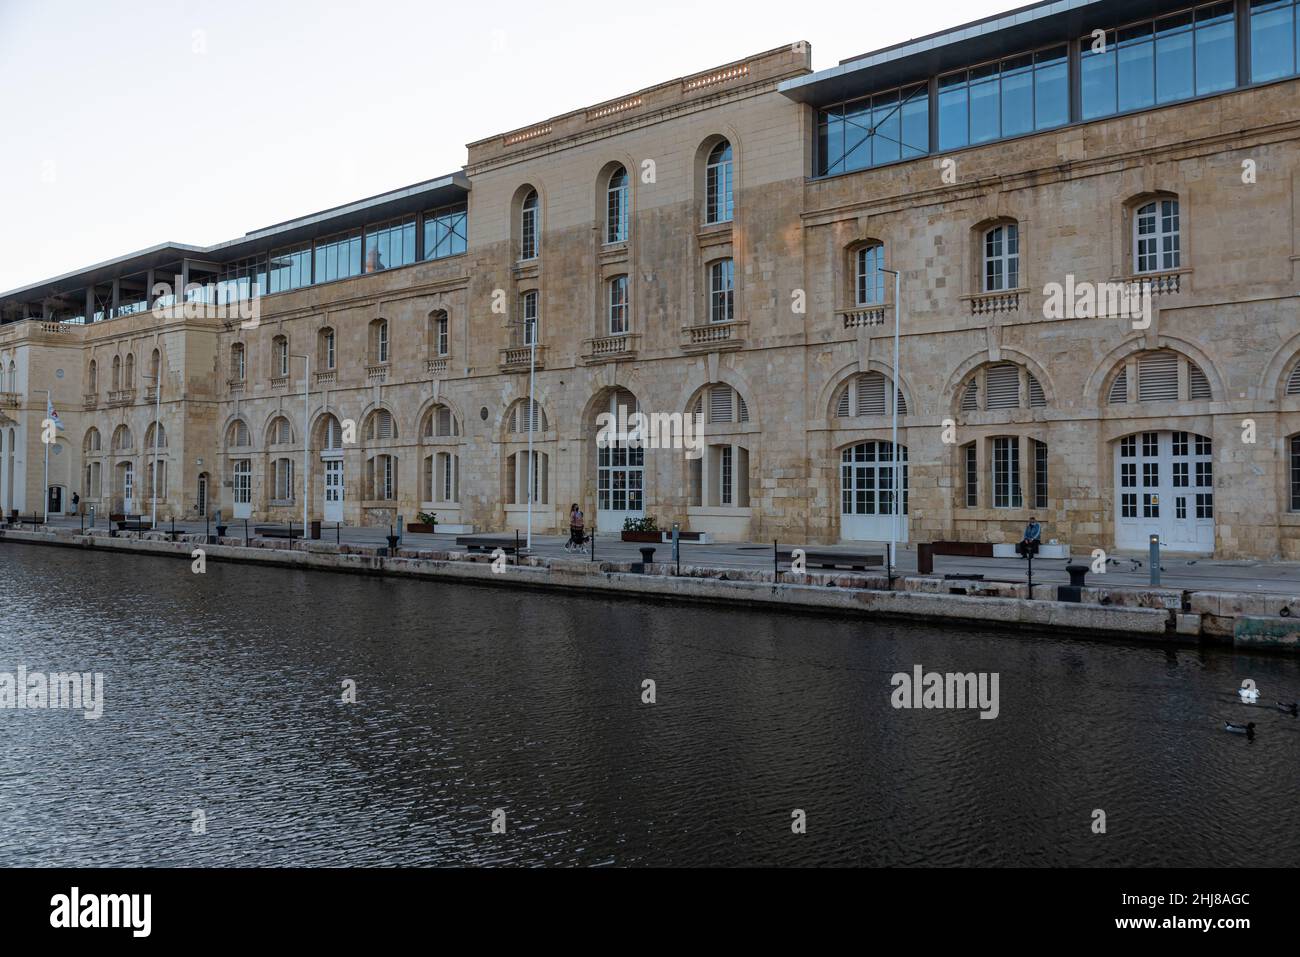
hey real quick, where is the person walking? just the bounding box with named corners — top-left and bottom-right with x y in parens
top-left (567, 503), bottom-right (586, 552)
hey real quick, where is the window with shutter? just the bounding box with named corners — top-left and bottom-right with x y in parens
top-left (896, 390), bottom-right (908, 415)
top-left (961, 379), bottom-right (979, 411)
top-left (232, 421), bottom-right (249, 447)
top-left (985, 363), bottom-right (1020, 409)
top-left (1138, 352), bottom-right (1179, 401)
top-left (856, 373), bottom-right (887, 416)
top-left (1108, 367), bottom-right (1128, 404)
top-left (1027, 374), bottom-right (1046, 408)
top-left (710, 385), bottom-right (733, 423)
top-left (836, 388), bottom-right (851, 417)
top-left (1289, 364), bottom-right (1300, 396)
top-left (325, 417), bottom-right (341, 449)
top-left (1187, 363), bottom-right (1211, 400)
top-left (738, 394), bottom-right (749, 423)
top-left (437, 407), bottom-right (453, 436)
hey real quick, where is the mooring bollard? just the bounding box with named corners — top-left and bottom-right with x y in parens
top-left (774, 540), bottom-right (779, 580)
top-left (336, 522), bottom-right (341, 546)
top-left (244, 518), bottom-right (249, 546)
top-left (515, 529), bottom-right (520, 565)
top-left (672, 523), bottom-right (680, 576)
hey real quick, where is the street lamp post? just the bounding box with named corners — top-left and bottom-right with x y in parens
top-left (291, 354), bottom-right (310, 533)
top-left (142, 372), bottom-right (162, 526)
top-left (511, 313), bottom-right (538, 552)
top-left (35, 388), bottom-right (52, 524)
top-left (879, 267), bottom-right (903, 577)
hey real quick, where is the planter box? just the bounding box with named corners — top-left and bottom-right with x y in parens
top-left (621, 531), bottom-right (661, 543)
top-left (406, 523), bottom-right (438, 534)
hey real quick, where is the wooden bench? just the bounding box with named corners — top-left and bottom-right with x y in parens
top-left (114, 516), bottom-right (152, 532)
top-left (776, 549), bottom-right (884, 571)
top-left (455, 536), bottom-right (522, 556)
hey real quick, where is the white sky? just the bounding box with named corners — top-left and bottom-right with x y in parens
top-left (0, 0), bottom-right (1009, 292)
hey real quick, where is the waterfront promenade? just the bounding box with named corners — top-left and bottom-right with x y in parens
top-left (22, 515), bottom-right (1300, 596)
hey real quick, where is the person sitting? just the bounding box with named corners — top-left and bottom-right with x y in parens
top-left (1016, 517), bottom-right (1042, 558)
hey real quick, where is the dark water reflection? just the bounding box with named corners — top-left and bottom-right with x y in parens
top-left (1, 544), bottom-right (1298, 866)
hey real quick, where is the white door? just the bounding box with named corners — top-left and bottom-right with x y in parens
top-left (597, 442), bottom-right (644, 533)
top-left (122, 464), bottom-right (135, 514)
top-left (232, 459), bottom-right (252, 520)
top-left (840, 442), bottom-right (909, 543)
top-left (1114, 431), bottom-right (1213, 553)
top-left (323, 458), bottom-right (343, 523)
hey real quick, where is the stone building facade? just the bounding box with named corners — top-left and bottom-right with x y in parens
top-left (3, 0), bottom-right (1300, 558)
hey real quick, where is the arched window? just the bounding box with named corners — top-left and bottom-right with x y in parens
top-left (605, 165), bottom-right (629, 244)
top-left (422, 404), bottom-right (460, 439)
top-left (365, 408), bottom-right (396, 442)
top-left (1106, 350), bottom-right (1210, 405)
top-left (268, 416), bottom-right (293, 446)
top-left (231, 343), bottom-right (246, 381)
top-left (705, 140), bottom-right (734, 224)
top-left (320, 414), bottom-right (343, 451)
top-left (226, 419), bottom-right (251, 448)
top-left (112, 425), bottom-right (133, 451)
top-left (124, 353), bottom-right (134, 386)
top-left (1134, 197), bottom-right (1180, 274)
top-left (87, 360), bottom-right (97, 394)
top-left (835, 371), bottom-right (908, 418)
top-left (111, 355), bottom-right (121, 391)
top-left (144, 422), bottom-right (167, 449)
top-left (957, 362), bottom-right (1046, 412)
top-left (519, 188), bottom-right (540, 260)
top-left (318, 327), bottom-right (336, 370)
top-left (983, 222), bottom-right (1020, 292)
top-left (150, 348), bottom-right (161, 381)
top-left (84, 428), bottom-right (101, 453)
top-left (607, 276), bottom-right (629, 335)
top-left (508, 398), bottom-right (546, 434)
top-left (855, 244), bottom-right (886, 306)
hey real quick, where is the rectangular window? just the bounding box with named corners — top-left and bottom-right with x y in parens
top-left (856, 245), bottom-right (886, 305)
top-left (720, 445), bottom-right (733, 506)
top-left (522, 291), bottom-right (539, 345)
top-left (709, 259), bottom-right (734, 324)
top-left (423, 206), bottom-right (467, 260)
top-left (1251, 0), bottom-right (1299, 83)
top-left (1291, 436), bottom-right (1300, 510)
top-left (1122, 493), bottom-right (1138, 518)
top-left (1144, 493), bottom-right (1160, 518)
top-left (1081, 3), bottom-right (1236, 120)
top-left (275, 459), bottom-right (294, 500)
top-left (608, 276), bottom-right (629, 335)
top-left (1176, 496), bottom-right (1188, 519)
top-left (234, 460), bottom-right (252, 505)
top-left (817, 83), bottom-right (928, 176)
top-left (937, 45), bottom-right (1071, 152)
top-left (1033, 439), bottom-right (1048, 509)
top-left (437, 315), bottom-right (449, 356)
top-left (965, 444), bottom-right (978, 507)
top-left (268, 246), bottom-right (312, 294)
top-left (993, 437), bottom-right (1022, 509)
top-left (326, 331), bottom-right (336, 369)
top-left (314, 232), bottom-right (362, 284)
top-left (1196, 492), bottom-right (1214, 518)
top-left (1173, 461), bottom-right (1190, 487)
top-left (365, 219), bottom-right (417, 273)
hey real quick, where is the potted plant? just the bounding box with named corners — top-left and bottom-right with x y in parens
top-left (621, 516), bottom-right (661, 543)
top-left (407, 511), bottom-right (438, 534)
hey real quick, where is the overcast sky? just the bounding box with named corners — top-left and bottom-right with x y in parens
top-left (0, 0), bottom-right (1009, 292)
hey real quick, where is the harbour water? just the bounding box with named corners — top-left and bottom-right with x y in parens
top-left (1, 544), bottom-right (1297, 866)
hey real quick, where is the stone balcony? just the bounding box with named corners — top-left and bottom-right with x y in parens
top-left (270, 375), bottom-right (290, 391)
top-left (965, 289), bottom-right (1025, 317)
top-left (681, 319), bottom-right (747, 352)
top-left (499, 344), bottom-right (546, 371)
top-left (426, 357), bottom-right (448, 376)
top-left (837, 306), bottom-right (889, 330)
top-left (366, 364), bottom-right (389, 383)
top-left (83, 393), bottom-right (98, 411)
top-left (1135, 270), bottom-right (1186, 296)
top-left (227, 377), bottom-right (245, 394)
top-left (314, 370), bottom-right (337, 387)
top-left (582, 333), bottom-right (640, 364)
top-left (144, 386), bottom-right (158, 402)
top-left (106, 389), bottom-right (136, 407)
top-left (0, 392), bottom-right (18, 409)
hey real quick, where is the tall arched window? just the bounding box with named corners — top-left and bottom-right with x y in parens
top-left (370, 319), bottom-right (390, 364)
top-left (231, 343), bottom-right (246, 381)
top-left (267, 416), bottom-right (292, 446)
top-left (124, 353), bottom-right (135, 387)
top-left (983, 222), bottom-right (1020, 292)
top-left (84, 428), bottom-right (101, 453)
top-left (150, 347), bottom-right (161, 381)
top-left (421, 404), bottom-right (461, 505)
top-left (705, 140), bottom-right (734, 224)
top-left (226, 419), bottom-right (251, 449)
top-left (88, 360), bottom-right (98, 394)
top-left (606, 165), bottom-right (629, 243)
top-left (144, 421), bottom-right (167, 448)
top-left (520, 188), bottom-right (539, 260)
top-left (1134, 198), bottom-right (1180, 274)
top-left (111, 356), bottom-right (122, 391)
top-left (112, 425), bottom-right (133, 451)
top-left (318, 327), bottom-right (336, 370)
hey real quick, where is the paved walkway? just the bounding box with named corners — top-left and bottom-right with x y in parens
top-left (25, 515), bottom-right (1300, 594)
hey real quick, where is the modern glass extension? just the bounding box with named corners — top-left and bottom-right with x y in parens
top-left (816, 1), bottom-right (1299, 178)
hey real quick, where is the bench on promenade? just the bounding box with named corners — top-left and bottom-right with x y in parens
top-left (917, 541), bottom-right (1068, 574)
top-left (455, 535), bottom-right (523, 557)
top-left (114, 515), bottom-right (153, 532)
top-left (776, 549), bottom-right (884, 571)
top-left (254, 525), bottom-right (297, 539)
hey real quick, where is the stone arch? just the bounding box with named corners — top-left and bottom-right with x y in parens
top-left (1083, 336), bottom-right (1223, 406)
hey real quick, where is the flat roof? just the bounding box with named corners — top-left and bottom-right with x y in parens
top-left (779, 0), bottom-right (1182, 105)
top-left (1, 171), bottom-right (469, 307)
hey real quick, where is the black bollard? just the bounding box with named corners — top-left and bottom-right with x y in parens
top-left (336, 522), bottom-right (341, 546)
top-left (774, 540), bottom-right (779, 580)
top-left (244, 518), bottom-right (249, 546)
top-left (515, 529), bottom-right (520, 565)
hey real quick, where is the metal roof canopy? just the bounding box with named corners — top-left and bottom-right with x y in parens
top-left (779, 0), bottom-right (1186, 106)
top-left (1, 171), bottom-right (470, 307)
